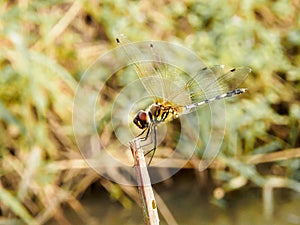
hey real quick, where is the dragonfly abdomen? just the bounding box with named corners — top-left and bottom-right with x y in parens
top-left (184, 88), bottom-right (248, 112)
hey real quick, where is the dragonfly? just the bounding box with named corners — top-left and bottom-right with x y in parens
top-left (116, 34), bottom-right (251, 165)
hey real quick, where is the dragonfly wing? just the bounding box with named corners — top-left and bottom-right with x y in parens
top-left (116, 35), bottom-right (250, 108)
top-left (185, 65), bottom-right (251, 104)
top-left (116, 34), bottom-right (191, 105)
top-left (147, 42), bottom-right (192, 105)
top-left (116, 34), bottom-right (166, 102)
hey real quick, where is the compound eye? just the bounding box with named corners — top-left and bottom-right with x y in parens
top-left (138, 111), bottom-right (147, 121)
top-left (133, 111), bottom-right (148, 129)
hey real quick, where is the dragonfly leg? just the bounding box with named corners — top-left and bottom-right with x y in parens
top-left (144, 126), bottom-right (157, 165)
top-left (137, 127), bottom-right (154, 148)
top-left (136, 128), bottom-right (148, 139)
top-left (134, 125), bottom-right (157, 165)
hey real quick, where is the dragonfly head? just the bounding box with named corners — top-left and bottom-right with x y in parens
top-left (133, 110), bottom-right (149, 129)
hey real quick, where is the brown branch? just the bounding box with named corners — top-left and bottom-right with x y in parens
top-left (130, 139), bottom-right (160, 225)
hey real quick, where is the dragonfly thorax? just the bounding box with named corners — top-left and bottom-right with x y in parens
top-left (133, 102), bottom-right (182, 130)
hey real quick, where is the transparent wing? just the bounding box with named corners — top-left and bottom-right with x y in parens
top-left (149, 43), bottom-right (192, 106)
top-left (116, 34), bottom-right (166, 103)
top-left (116, 35), bottom-right (250, 107)
top-left (168, 65), bottom-right (251, 106)
top-left (116, 34), bottom-right (191, 105)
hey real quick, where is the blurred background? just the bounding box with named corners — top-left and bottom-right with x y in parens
top-left (1, 0), bottom-right (300, 225)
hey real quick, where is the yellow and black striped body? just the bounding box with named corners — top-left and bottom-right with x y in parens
top-left (133, 102), bottom-right (184, 130)
top-left (148, 102), bottom-right (183, 125)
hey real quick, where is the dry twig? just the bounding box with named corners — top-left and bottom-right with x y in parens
top-left (130, 140), bottom-right (160, 225)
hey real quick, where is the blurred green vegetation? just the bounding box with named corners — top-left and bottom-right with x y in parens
top-left (0, 0), bottom-right (300, 224)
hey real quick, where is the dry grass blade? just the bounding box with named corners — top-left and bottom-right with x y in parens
top-left (0, 184), bottom-right (38, 225)
top-left (244, 148), bottom-right (300, 164)
top-left (45, 1), bottom-right (82, 44)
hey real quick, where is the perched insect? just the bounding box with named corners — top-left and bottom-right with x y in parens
top-left (116, 35), bottom-right (251, 165)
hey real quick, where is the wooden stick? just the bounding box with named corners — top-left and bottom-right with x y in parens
top-left (130, 139), bottom-right (160, 225)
